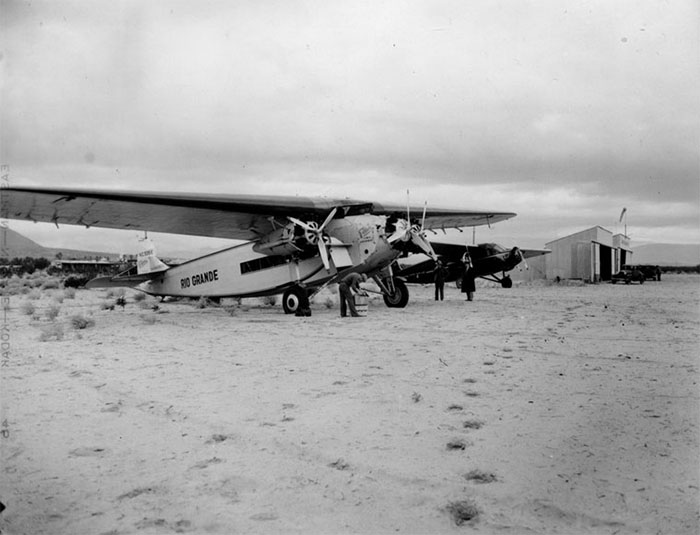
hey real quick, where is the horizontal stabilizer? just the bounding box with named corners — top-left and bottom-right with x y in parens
top-left (85, 276), bottom-right (145, 289)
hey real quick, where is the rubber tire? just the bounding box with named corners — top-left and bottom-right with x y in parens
top-left (501, 276), bottom-right (513, 289)
top-left (282, 287), bottom-right (302, 314)
top-left (383, 278), bottom-right (409, 308)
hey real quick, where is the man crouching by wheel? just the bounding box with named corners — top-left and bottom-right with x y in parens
top-left (338, 272), bottom-right (368, 317)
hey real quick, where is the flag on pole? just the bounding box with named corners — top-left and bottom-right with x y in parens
top-left (619, 207), bottom-right (627, 223)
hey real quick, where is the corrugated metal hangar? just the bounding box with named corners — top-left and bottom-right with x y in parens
top-left (514, 226), bottom-right (632, 283)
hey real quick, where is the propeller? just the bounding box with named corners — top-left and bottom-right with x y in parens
top-left (288, 207), bottom-right (338, 271)
top-left (387, 192), bottom-right (437, 261)
top-left (511, 247), bottom-right (527, 270)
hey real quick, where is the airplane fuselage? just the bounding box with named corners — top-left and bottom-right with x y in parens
top-left (141, 240), bottom-right (353, 298)
top-left (138, 214), bottom-right (414, 299)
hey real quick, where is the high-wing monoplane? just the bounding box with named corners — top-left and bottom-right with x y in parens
top-left (3, 186), bottom-right (516, 312)
top-left (396, 241), bottom-right (550, 288)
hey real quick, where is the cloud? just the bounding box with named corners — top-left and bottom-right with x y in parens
top-left (1, 0), bottom-right (698, 250)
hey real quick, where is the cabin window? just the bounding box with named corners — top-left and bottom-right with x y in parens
top-left (240, 255), bottom-right (288, 274)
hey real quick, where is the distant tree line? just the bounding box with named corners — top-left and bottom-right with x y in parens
top-left (0, 256), bottom-right (52, 276)
top-left (661, 265), bottom-right (700, 274)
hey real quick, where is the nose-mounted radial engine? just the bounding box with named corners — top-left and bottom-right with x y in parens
top-left (252, 208), bottom-right (338, 270)
top-left (386, 200), bottom-right (437, 261)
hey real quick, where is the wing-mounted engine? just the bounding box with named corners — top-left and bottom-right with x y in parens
top-left (252, 208), bottom-right (338, 270)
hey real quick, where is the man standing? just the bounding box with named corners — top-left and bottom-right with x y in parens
top-left (433, 259), bottom-right (447, 301)
top-left (339, 272), bottom-right (367, 317)
top-left (461, 252), bottom-right (475, 301)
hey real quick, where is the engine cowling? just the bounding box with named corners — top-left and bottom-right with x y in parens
top-left (252, 220), bottom-right (328, 258)
top-left (252, 224), bottom-right (303, 257)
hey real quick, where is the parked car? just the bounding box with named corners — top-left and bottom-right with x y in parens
top-left (635, 264), bottom-right (661, 281)
top-left (611, 265), bottom-right (645, 284)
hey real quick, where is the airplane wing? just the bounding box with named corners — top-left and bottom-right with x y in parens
top-left (2, 186), bottom-right (516, 241)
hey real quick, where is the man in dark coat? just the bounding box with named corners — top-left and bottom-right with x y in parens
top-left (433, 259), bottom-right (447, 301)
top-left (461, 253), bottom-right (475, 301)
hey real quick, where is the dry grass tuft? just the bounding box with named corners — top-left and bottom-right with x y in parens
top-left (261, 295), bottom-right (277, 306)
top-left (38, 323), bottom-right (64, 342)
top-left (20, 301), bottom-right (36, 316)
top-left (69, 314), bottom-right (95, 330)
top-left (45, 303), bottom-right (61, 321)
top-left (139, 313), bottom-right (157, 325)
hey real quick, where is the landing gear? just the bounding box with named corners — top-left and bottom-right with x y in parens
top-left (382, 278), bottom-right (409, 308)
top-left (282, 286), bottom-right (302, 314)
top-left (500, 275), bottom-right (513, 289)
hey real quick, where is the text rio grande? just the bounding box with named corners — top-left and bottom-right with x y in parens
top-left (181, 269), bottom-right (219, 289)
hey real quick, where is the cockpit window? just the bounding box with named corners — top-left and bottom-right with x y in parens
top-left (479, 243), bottom-right (507, 255)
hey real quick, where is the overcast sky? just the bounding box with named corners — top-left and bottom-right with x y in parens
top-left (1, 0), bottom-right (698, 256)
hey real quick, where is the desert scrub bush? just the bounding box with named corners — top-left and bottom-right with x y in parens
top-left (137, 299), bottom-right (154, 310)
top-left (261, 294), bottom-right (277, 306)
top-left (139, 313), bottom-right (157, 325)
top-left (100, 301), bottom-right (115, 311)
top-left (133, 292), bottom-right (146, 302)
top-left (40, 278), bottom-right (61, 290)
top-left (69, 314), bottom-right (95, 330)
top-left (223, 304), bottom-right (239, 316)
top-left (26, 289), bottom-right (41, 300)
top-left (63, 275), bottom-right (89, 288)
top-left (115, 296), bottom-right (127, 308)
top-left (20, 301), bottom-right (36, 316)
top-left (45, 303), bottom-right (61, 321)
top-left (63, 288), bottom-right (76, 300)
top-left (106, 288), bottom-right (126, 299)
top-left (39, 323), bottom-right (64, 342)
top-left (195, 296), bottom-right (217, 309)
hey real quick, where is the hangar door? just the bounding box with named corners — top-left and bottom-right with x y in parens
top-left (599, 245), bottom-right (612, 281)
top-left (591, 242), bottom-right (613, 282)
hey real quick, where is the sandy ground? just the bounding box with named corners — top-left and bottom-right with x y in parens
top-left (0, 274), bottom-right (698, 534)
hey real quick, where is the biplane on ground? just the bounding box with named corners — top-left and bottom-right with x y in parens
top-left (3, 186), bottom-right (516, 313)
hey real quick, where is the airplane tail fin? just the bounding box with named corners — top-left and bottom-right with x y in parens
top-left (136, 237), bottom-right (169, 275)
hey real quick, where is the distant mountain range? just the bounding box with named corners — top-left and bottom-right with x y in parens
top-left (2, 228), bottom-right (698, 266)
top-left (631, 243), bottom-right (700, 266)
top-left (1, 228), bottom-right (119, 260)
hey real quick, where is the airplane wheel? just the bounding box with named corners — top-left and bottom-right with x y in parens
top-left (501, 276), bottom-right (513, 289)
top-left (282, 287), bottom-right (302, 314)
top-left (383, 278), bottom-right (409, 308)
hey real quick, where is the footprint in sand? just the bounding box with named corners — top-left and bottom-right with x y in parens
top-left (462, 419), bottom-right (484, 430)
top-left (68, 446), bottom-right (108, 457)
top-left (446, 439), bottom-right (472, 451)
top-left (190, 457), bottom-right (224, 470)
top-left (117, 486), bottom-right (161, 500)
top-left (445, 500), bottom-right (479, 525)
top-left (464, 469), bottom-right (498, 483)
